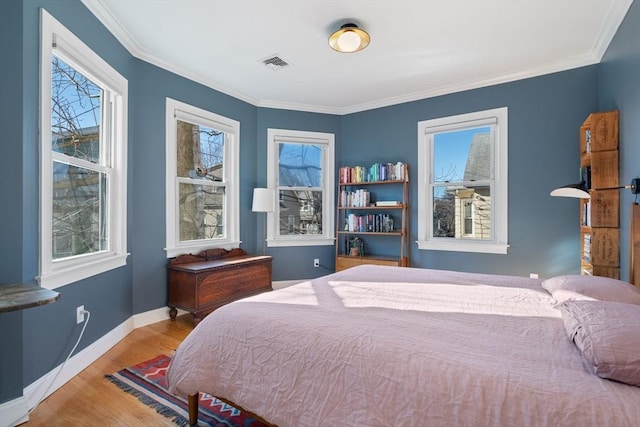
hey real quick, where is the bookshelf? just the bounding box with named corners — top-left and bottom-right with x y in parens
top-left (335, 162), bottom-right (409, 271)
top-left (579, 110), bottom-right (619, 278)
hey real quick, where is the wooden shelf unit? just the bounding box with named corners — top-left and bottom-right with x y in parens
top-left (579, 110), bottom-right (620, 278)
top-left (335, 163), bottom-right (409, 271)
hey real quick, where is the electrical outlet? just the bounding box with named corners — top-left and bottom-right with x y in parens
top-left (529, 273), bottom-right (539, 279)
top-left (314, 258), bottom-right (320, 268)
top-left (76, 305), bottom-right (85, 324)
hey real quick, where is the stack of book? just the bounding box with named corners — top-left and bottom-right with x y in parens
top-left (339, 162), bottom-right (406, 183)
top-left (346, 213), bottom-right (395, 233)
top-left (375, 201), bottom-right (401, 207)
top-left (340, 189), bottom-right (370, 207)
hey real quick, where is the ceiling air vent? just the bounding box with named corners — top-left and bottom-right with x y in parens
top-left (260, 54), bottom-right (291, 71)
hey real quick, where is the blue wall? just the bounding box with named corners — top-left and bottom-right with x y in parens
top-left (256, 108), bottom-right (342, 279)
top-left (341, 68), bottom-right (598, 276)
top-left (1, 0), bottom-right (639, 408)
top-left (129, 59), bottom-right (259, 312)
top-left (18, 0), bottom-right (135, 387)
top-left (0, 0), bottom-right (25, 403)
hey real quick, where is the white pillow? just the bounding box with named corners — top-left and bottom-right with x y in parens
top-left (541, 275), bottom-right (640, 305)
top-left (559, 300), bottom-right (640, 386)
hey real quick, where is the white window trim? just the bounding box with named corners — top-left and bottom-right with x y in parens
top-left (417, 107), bottom-right (509, 254)
top-left (38, 9), bottom-right (128, 289)
top-left (165, 98), bottom-right (240, 257)
top-left (266, 129), bottom-right (335, 247)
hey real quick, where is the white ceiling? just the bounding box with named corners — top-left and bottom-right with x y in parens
top-left (82, 0), bottom-right (632, 115)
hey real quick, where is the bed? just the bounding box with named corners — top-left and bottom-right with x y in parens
top-left (167, 253), bottom-right (640, 426)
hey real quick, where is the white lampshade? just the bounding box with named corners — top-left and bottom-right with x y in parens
top-left (252, 188), bottom-right (275, 212)
top-left (550, 181), bottom-right (591, 199)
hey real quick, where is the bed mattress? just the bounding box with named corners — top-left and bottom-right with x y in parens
top-left (167, 265), bottom-right (640, 426)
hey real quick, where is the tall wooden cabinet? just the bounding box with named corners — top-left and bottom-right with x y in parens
top-left (335, 163), bottom-right (409, 271)
top-left (580, 110), bottom-right (619, 278)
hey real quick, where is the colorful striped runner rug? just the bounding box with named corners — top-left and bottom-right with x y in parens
top-left (106, 354), bottom-right (268, 427)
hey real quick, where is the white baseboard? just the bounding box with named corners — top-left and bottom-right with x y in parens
top-left (1, 283), bottom-right (304, 426)
top-left (133, 306), bottom-right (179, 328)
top-left (1, 306), bottom-right (177, 426)
top-left (0, 396), bottom-right (28, 427)
top-left (23, 317), bottom-right (134, 410)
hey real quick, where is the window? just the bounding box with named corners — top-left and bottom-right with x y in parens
top-left (417, 107), bottom-right (508, 254)
top-left (165, 98), bottom-right (239, 257)
top-left (267, 129), bottom-right (335, 247)
top-left (463, 199), bottom-right (473, 236)
top-left (39, 10), bottom-right (128, 289)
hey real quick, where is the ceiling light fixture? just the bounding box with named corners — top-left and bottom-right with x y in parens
top-left (328, 23), bottom-right (370, 53)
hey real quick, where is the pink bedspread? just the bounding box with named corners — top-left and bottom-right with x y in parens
top-left (167, 265), bottom-right (640, 426)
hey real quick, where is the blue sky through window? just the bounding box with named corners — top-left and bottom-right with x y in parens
top-left (433, 126), bottom-right (490, 183)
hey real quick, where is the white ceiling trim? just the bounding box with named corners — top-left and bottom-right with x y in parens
top-left (589, 0), bottom-right (633, 61)
top-left (82, 0), bottom-right (632, 116)
top-left (81, 0), bottom-right (259, 107)
top-left (262, 52), bottom-right (602, 116)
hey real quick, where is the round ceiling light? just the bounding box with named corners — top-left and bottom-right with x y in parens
top-left (328, 23), bottom-right (370, 53)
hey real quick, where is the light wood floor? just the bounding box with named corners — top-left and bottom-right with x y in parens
top-left (25, 314), bottom-right (194, 426)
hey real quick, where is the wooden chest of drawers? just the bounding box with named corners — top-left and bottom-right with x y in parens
top-left (168, 248), bottom-right (272, 324)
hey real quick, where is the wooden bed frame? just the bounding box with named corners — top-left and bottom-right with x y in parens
top-left (185, 202), bottom-right (640, 426)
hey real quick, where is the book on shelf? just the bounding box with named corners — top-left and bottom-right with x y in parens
top-left (339, 162), bottom-right (406, 184)
top-left (345, 213), bottom-right (395, 233)
top-left (340, 189), bottom-right (370, 208)
top-left (582, 200), bottom-right (591, 226)
top-left (583, 233), bottom-right (591, 263)
top-left (375, 201), bottom-right (401, 207)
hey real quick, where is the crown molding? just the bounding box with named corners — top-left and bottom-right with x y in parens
top-left (82, 0), bottom-right (632, 116)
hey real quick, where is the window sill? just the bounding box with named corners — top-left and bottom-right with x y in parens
top-left (416, 240), bottom-right (509, 254)
top-left (268, 237), bottom-right (335, 247)
top-left (165, 241), bottom-right (241, 258)
top-left (37, 253), bottom-right (129, 290)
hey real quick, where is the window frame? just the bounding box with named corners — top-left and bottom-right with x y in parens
top-left (38, 9), bottom-right (129, 289)
top-left (266, 128), bottom-right (335, 247)
top-left (417, 107), bottom-right (509, 254)
top-left (165, 98), bottom-right (240, 257)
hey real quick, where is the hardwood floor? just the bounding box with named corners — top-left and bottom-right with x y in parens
top-left (25, 314), bottom-right (194, 426)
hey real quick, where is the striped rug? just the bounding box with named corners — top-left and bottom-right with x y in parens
top-left (106, 354), bottom-right (268, 427)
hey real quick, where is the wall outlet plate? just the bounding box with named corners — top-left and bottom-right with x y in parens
top-left (76, 305), bottom-right (85, 324)
top-left (314, 258), bottom-right (320, 267)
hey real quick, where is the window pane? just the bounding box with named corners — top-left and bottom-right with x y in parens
top-left (51, 56), bottom-right (102, 164)
top-left (179, 183), bottom-right (225, 241)
top-left (463, 199), bottom-right (473, 235)
top-left (52, 162), bottom-right (107, 258)
top-left (278, 190), bottom-right (322, 235)
top-left (433, 185), bottom-right (491, 240)
top-left (176, 119), bottom-right (224, 181)
top-left (433, 127), bottom-right (491, 183)
top-left (278, 143), bottom-right (322, 187)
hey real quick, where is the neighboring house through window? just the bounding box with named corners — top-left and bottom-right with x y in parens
top-left (417, 107), bottom-right (508, 254)
top-left (39, 10), bottom-right (128, 289)
top-left (267, 129), bottom-right (335, 247)
top-left (165, 98), bottom-right (240, 257)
